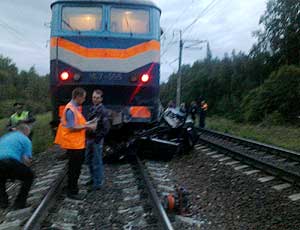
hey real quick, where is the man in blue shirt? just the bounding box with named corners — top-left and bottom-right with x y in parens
top-left (0, 123), bottom-right (34, 210)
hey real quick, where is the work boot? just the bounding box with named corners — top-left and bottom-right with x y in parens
top-left (0, 194), bottom-right (9, 209)
top-left (67, 193), bottom-right (84, 200)
top-left (0, 200), bottom-right (8, 209)
top-left (12, 202), bottom-right (27, 210)
top-left (87, 186), bottom-right (102, 193)
top-left (85, 179), bottom-right (93, 186)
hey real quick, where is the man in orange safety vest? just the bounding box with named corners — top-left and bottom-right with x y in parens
top-left (55, 87), bottom-right (95, 200)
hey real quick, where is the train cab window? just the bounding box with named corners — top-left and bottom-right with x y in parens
top-left (62, 7), bottom-right (102, 31)
top-left (110, 8), bottom-right (149, 34)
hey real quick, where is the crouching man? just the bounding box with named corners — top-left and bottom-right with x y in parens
top-left (0, 123), bottom-right (34, 210)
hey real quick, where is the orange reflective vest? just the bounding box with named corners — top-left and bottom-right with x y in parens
top-left (54, 102), bottom-right (86, 150)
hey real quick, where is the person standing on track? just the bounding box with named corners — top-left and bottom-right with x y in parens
top-left (189, 101), bottom-right (197, 123)
top-left (54, 87), bottom-right (95, 200)
top-left (199, 100), bottom-right (208, 128)
top-left (0, 123), bottom-right (34, 210)
top-left (85, 89), bottom-right (110, 191)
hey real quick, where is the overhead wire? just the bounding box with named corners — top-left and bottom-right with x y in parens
top-left (185, 0), bottom-right (224, 41)
top-left (0, 18), bottom-right (46, 52)
top-left (161, 0), bottom-right (199, 58)
top-left (161, 2), bottom-right (196, 41)
top-left (167, 58), bottom-right (179, 72)
top-left (161, 0), bottom-right (223, 80)
top-left (161, 0), bottom-right (221, 60)
top-left (182, 0), bottom-right (221, 35)
top-left (161, 36), bottom-right (178, 58)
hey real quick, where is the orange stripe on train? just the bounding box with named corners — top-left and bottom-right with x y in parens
top-left (50, 37), bottom-right (160, 59)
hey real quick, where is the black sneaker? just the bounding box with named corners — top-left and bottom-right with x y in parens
top-left (85, 180), bottom-right (93, 186)
top-left (12, 203), bottom-right (27, 210)
top-left (0, 201), bottom-right (8, 209)
top-left (87, 186), bottom-right (102, 193)
top-left (67, 193), bottom-right (83, 200)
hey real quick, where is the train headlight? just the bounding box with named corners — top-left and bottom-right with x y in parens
top-left (141, 74), bottom-right (150, 83)
top-left (60, 71), bottom-right (70, 81)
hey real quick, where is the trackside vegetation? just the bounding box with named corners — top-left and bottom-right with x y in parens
top-left (206, 117), bottom-right (300, 152)
top-left (0, 56), bottom-right (51, 119)
top-left (160, 0), bottom-right (300, 125)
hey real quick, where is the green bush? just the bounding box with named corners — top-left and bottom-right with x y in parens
top-left (261, 111), bottom-right (285, 126)
top-left (242, 65), bottom-right (300, 123)
top-left (0, 100), bottom-right (16, 119)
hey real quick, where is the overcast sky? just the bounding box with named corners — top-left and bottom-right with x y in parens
top-left (0, 0), bottom-right (267, 82)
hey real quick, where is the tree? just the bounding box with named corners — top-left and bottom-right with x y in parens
top-left (242, 65), bottom-right (300, 123)
top-left (252, 0), bottom-right (300, 65)
top-left (0, 55), bottom-right (51, 118)
top-left (206, 42), bottom-right (212, 61)
top-left (160, 0), bottom-right (300, 124)
top-left (0, 55), bottom-right (17, 76)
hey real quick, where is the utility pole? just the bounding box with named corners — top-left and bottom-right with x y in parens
top-left (175, 30), bottom-right (207, 107)
top-left (176, 30), bottom-right (183, 107)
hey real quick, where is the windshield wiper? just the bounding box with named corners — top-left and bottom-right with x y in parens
top-left (62, 19), bottom-right (81, 34)
top-left (125, 16), bottom-right (133, 37)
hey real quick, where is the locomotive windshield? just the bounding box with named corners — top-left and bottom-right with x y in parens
top-left (62, 7), bottom-right (102, 31)
top-left (110, 8), bottom-right (149, 34)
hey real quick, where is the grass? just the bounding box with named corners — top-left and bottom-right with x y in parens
top-left (0, 112), bottom-right (54, 155)
top-left (31, 112), bottom-right (54, 154)
top-left (206, 116), bottom-right (300, 152)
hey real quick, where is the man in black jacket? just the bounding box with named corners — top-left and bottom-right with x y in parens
top-left (85, 89), bottom-right (110, 191)
top-left (199, 100), bottom-right (208, 128)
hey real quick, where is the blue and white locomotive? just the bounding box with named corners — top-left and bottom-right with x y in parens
top-left (50, 0), bottom-right (161, 130)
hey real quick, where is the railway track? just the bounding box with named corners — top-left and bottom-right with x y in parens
top-left (198, 128), bottom-right (300, 199)
top-left (0, 151), bottom-right (200, 230)
top-left (0, 161), bottom-right (66, 230)
top-left (3, 128), bottom-right (298, 229)
top-left (7, 127), bottom-right (298, 229)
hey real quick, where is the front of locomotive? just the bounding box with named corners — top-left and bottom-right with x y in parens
top-left (50, 0), bottom-right (161, 128)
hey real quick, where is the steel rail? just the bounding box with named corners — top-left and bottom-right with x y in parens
top-left (136, 156), bottom-right (174, 230)
top-left (199, 128), bottom-right (300, 162)
top-left (198, 129), bottom-right (300, 185)
top-left (7, 183), bottom-right (17, 192)
top-left (23, 169), bottom-right (67, 230)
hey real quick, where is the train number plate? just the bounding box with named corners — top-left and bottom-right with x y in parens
top-left (91, 73), bottom-right (122, 81)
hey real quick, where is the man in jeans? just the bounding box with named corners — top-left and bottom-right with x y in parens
top-left (86, 89), bottom-right (110, 191)
top-left (0, 123), bottom-right (34, 209)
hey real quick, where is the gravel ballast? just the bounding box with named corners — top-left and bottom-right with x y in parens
top-left (169, 145), bottom-right (300, 229)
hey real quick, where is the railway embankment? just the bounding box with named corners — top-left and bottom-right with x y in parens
top-left (206, 117), bottom-right (300, 152)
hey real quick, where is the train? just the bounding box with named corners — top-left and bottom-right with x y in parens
top-left (50, 0), bottom-right (161, 135)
